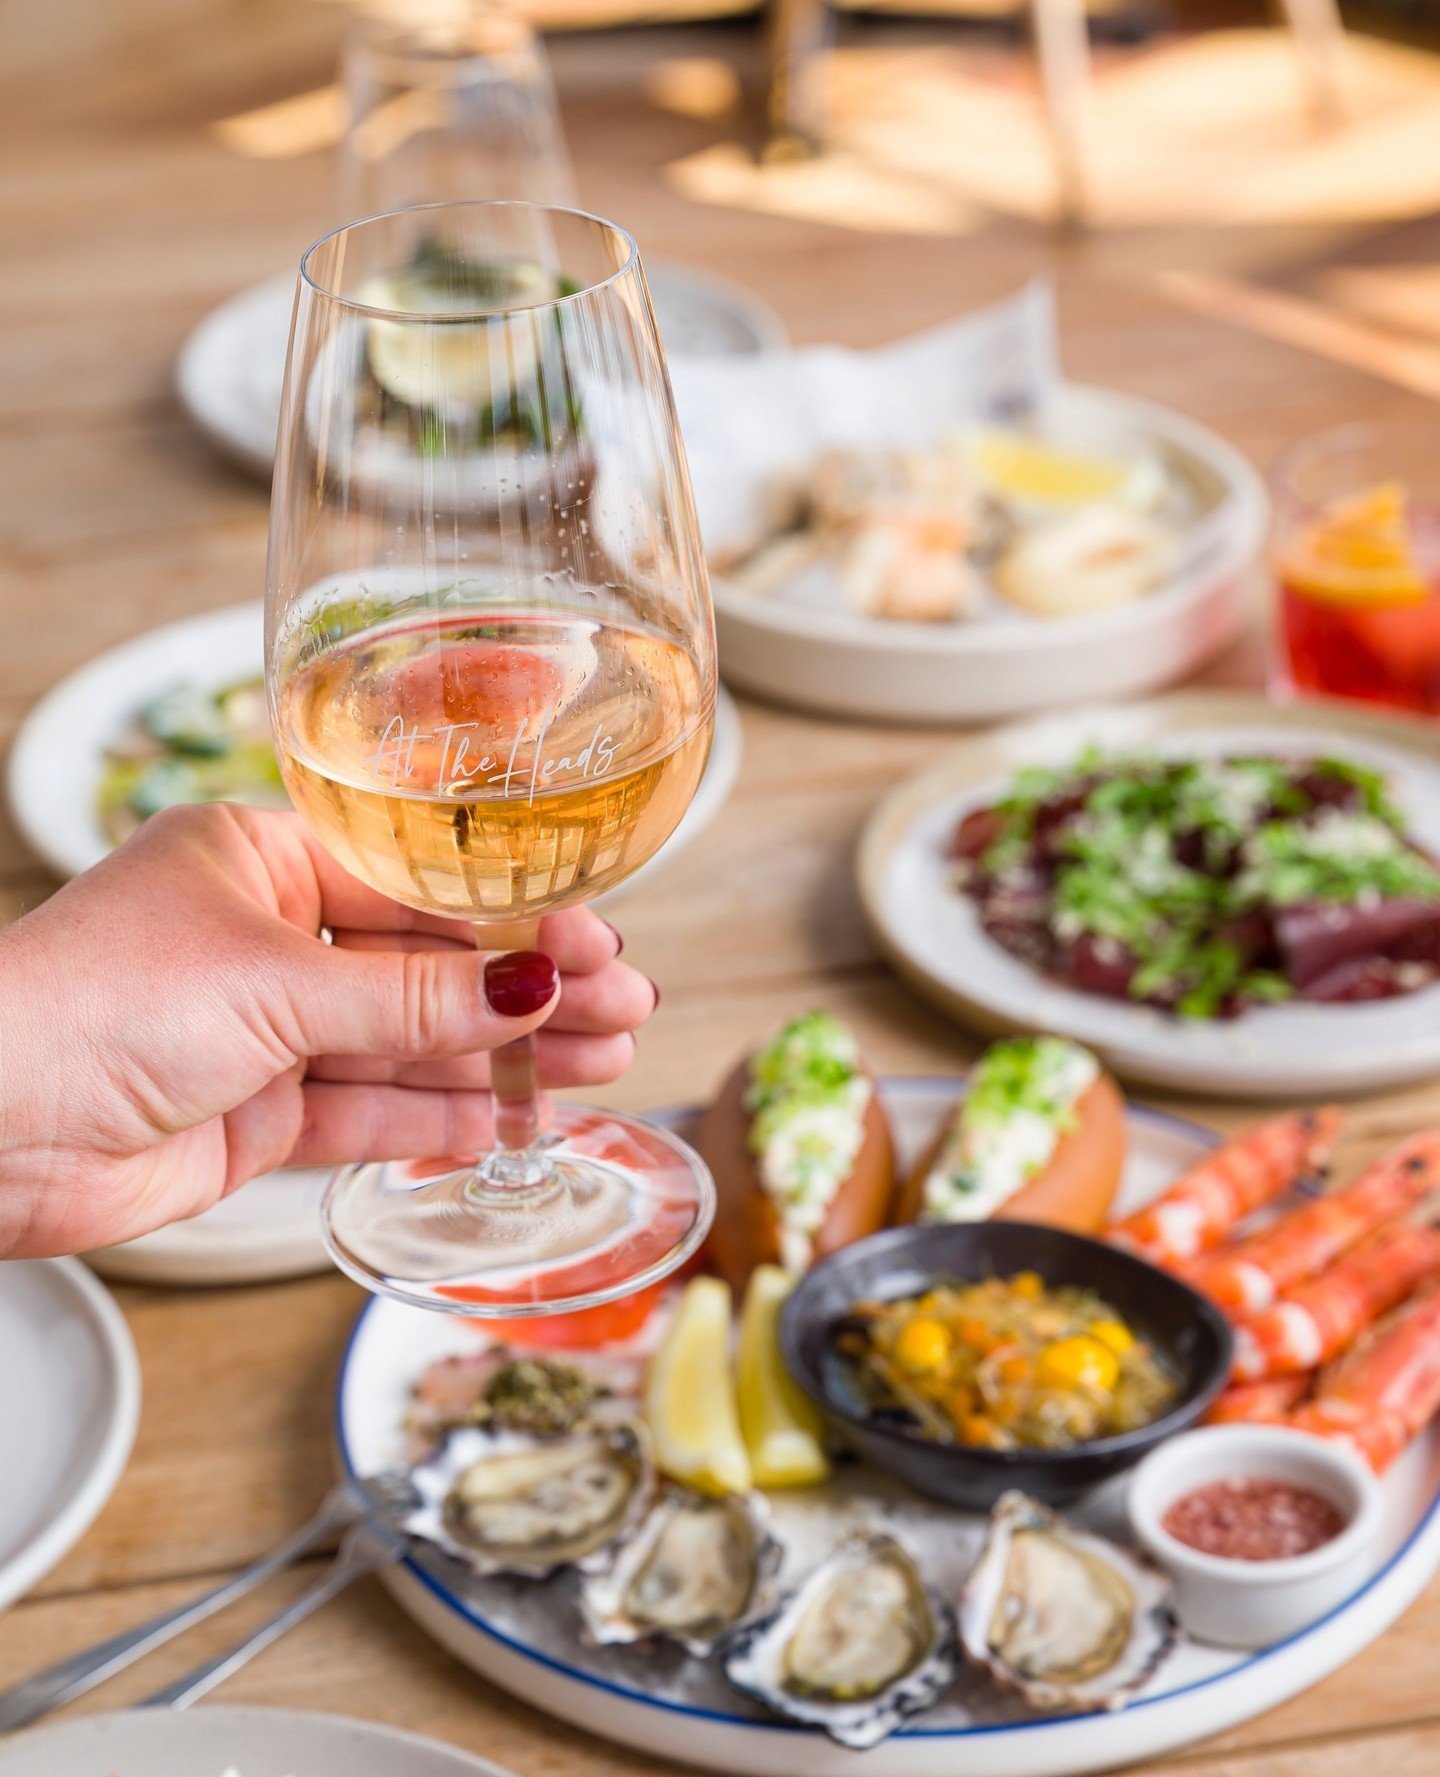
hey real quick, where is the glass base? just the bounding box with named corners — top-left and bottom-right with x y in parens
top-left (320, 1104), bottom-right (715, 1318)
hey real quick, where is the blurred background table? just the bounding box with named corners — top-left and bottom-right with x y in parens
top-left (6, 1), bottom-right (1440, 1772)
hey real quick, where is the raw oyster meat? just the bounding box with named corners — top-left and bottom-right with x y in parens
top-left (959, 1491), bottom-right (1177, 1712)
top-left (720, 1528), bottom-right (958, 1749)
top-left (404, 1419), bottom-right (654, 1579)
top-left (579, 1487), bottom-right (781, 1656)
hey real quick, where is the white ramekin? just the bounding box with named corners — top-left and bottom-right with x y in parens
top-left (1127, 1425), bottom-right (1386, 1649)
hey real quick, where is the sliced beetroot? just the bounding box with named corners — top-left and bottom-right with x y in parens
top-left (1299, 953), bottom-right (1412, 1003)
top-left (951, 804), bottom-right (1007, 862)
top-left (1217, 907), bottom-right (1279, 971)
top-left (1276, 899), bottom-right (1440, 991)
top-left (1061, 932), bottom-right (1139, 999)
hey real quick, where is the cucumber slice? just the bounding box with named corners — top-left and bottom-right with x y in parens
top-left (141, 685), bottom-right (229, 756)
top-left (129, 758), bottom-right (212, 816)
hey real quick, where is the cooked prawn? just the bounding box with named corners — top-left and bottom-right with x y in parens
top-left (1204, 1373), bottom-right (1313, 1426)
top-left (1231, 1210), bottom-right (1440, 1381)
top-left (1106, 1108), bottom-right (1340, 1268)
top-left (1187, 1130), bottom-right (1440, 1316)
top-left (1287, 1282), bottom-right (1440, 1472)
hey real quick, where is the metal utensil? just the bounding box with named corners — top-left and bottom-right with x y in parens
top-left (141, 1512), bottom-right (410, 1709)
top-left (0, 1470), bottom-right (416, 1732)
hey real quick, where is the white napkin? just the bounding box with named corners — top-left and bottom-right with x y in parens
top-left (668, 282), bottom-right (1060, 558)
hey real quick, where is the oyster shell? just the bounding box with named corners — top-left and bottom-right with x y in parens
top-left (579, 1487), bottom-right (781, 1656)
top-left (959, 1492), bottom-right (1177, 1712)
top-left (404, 1419), bottom-right (655, 1579)
top-left (721, 1529), bottom-right (958, 1749)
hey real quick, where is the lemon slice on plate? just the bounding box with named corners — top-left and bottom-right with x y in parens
top-left (1284, 482), bottom-right (1431, 609)
top-left (970, 428), bottom-right (1162, 512)
top-left (737, 1265), bottom-right (831, 1489)
top-left (644, 1276), bottom-right (753, 1495)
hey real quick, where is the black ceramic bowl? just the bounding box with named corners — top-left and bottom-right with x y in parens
top-left (780, 1219), bottom-right (1233, 1510)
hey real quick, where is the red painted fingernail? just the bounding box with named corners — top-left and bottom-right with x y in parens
top-left (484, 951), bottom-right (559, 1018)
top-left (601, 918), bottom-right (624, 957)
top-left (649, 976), bottom-right (661, 1012)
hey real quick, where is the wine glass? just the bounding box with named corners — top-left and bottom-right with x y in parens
top-left (266, 201), bottom-right (717, 1316)
top-left (338, 5), bottom-right (574, 218)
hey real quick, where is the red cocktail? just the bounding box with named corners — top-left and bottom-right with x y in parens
top-left (1272, 426), bottom-right (1440, 715)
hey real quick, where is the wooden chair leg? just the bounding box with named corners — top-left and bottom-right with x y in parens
top-left (1277, 0), bottom-right (1347, 126)
top-left (1030, 0), bottom-right (1091, 230)
top-left (764, 0), bottom-right (833, 162)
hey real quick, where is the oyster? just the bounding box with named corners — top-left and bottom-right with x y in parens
top-left (579, 1487), bottom-right (781, 1656)
top-left (404, 1419), bottom-right (655, 1579)
top-left (959, 1492), bottom-right (1177, 1712)
top-left (721, 1529), bottom-right (958, 1749)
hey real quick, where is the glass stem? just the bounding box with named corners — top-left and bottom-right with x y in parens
top-left (473, 917), bottom-right (552, 1191)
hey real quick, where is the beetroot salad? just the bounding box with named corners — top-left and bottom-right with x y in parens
top-left (952, 750), bottom-right (1440, 1018)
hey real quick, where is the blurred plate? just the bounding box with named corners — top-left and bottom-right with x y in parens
top-left (83, 1167), bottom-right (332, 1287)
top-left (0, 1260), bottom-right (138, 1613)
top-left (176, 264), bottom-right (788, 479)
top-left (703, 384), bottom-right (1267, 725)
top-left (9, 602), bottom-right (740, 1285)
top-left (858, 692), bottom-right (1440, 1097)
top-left (6, 599), bottom-right (742, 898)
top-left (0, 1706), bottom-right (519, 1776)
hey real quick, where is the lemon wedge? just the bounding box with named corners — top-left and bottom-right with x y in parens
top-left (970, 429), bottom-right (1138, 509)
top-left (644, 1277), bottom-right (752, 1495)
top-left (1283, 482), bottom-right (1430, 608)
top-left (737, 1266), bottom-right (831, 1489)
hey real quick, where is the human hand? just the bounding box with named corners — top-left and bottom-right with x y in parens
top-left (0, 804), bottom-right (656, 1259)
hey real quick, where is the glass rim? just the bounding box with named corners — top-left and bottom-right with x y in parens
top-left (1271, 418), bottom-right (1440, 502)
top-left (297, 199), bottom-right (640, 324)
top-left (343, 7), bottom-right (541, 83)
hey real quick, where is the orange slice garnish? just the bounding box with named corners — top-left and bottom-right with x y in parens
top-left (1282, 482), bottom-right (1430, 609)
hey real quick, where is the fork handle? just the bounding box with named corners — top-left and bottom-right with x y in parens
top-left (140, 1527), bottom-right (402, 1710)
top-left (0, 1487), bottom-right (356, 1733)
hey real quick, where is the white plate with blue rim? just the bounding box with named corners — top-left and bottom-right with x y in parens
top-left (8, 600), bottom-right (741, 1286)
top-left (334, 1077), bottom-right (1440, 1777)
top-left (0, 1705), bottom-right (520, 1776)
top-left (0, 1259), bottom-right (139, 1614)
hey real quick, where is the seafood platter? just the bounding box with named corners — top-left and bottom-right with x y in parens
top-left (668, 287), bottom-right (1267, 723)
top-left (861, 690), bottom-right (1440, 1097)
top-left (337, 1015), bottom-right (1440, 1777)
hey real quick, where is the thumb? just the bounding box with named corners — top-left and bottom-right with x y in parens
top-left (280, 942), bottom-right (559, 1061)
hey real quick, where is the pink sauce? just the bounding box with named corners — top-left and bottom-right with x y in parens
top-left (1162, 1477), bottom-right (1346, 1561)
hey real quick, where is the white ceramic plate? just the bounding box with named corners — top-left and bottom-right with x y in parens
top-left (701, 384), bottom-right (1267, 725)
top-left (176, 265), bottom-right (788, 480)
top-left (859, 691), bottom-right (1440, 1098)
top-left (0, 1705), bottom-right (519, 1777)
top-left (335, 1079), bottom-right (1440, 1777)
top-left (6, 599), bottom-right (742, 899)
top-left (0, 1259), bottom-right (139, 1613)
top-left (9, 601), bottom-right (740, 1285)
top-left (83, 1168), bottom-right (333, 1288)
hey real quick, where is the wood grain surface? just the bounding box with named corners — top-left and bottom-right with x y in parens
top-left (4, 5), bottom-right (1440, 1772)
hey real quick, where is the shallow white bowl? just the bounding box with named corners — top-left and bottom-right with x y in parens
top-left (1129, 1426), bottom-right (1385, 1650)
top-left (710, 385), bottom-right (1267, 725)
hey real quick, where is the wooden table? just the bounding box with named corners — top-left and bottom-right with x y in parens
top-left (5, 5), bottom-right (1440, 1773)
